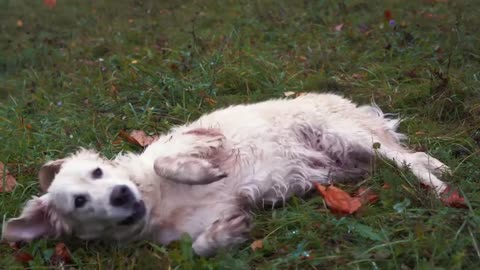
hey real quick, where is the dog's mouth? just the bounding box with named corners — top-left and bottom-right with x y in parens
top-left (118, 200), bottom-right (146, 226)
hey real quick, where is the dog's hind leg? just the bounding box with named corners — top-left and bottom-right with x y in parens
top-left (376, 145), bottom-right (449, 193)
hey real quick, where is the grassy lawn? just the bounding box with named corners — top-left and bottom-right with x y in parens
top-left (1, 0), bottom-right (479, 269)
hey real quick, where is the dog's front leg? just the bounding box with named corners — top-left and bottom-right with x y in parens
top-left (192, 210), bottom-right (252, 257)
top-left (148, 128), bottom-right (228, 185)
top-left (154, 155), bottom-right (227, 185)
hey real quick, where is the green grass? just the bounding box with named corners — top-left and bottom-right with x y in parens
top-left (1, 0), bottom-right (479, 269)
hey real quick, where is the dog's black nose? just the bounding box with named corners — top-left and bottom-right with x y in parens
top-left (110, 185), bottom-right (134, 207)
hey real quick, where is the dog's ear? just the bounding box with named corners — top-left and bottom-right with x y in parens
top-left (2, 195), bottom-right (58, 242)
top-left (39, 159), bottom-right (64, 192)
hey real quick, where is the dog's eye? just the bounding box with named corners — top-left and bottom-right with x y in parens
top-left (92, 167), bottom-right (103, 179)
top-left (74, 195), bottom-right (88, 208)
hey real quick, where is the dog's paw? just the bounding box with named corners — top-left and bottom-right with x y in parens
top-left (154, 156), bottom-right (227, 185)
top-left (192, 213), bottom-right (251, 257)
top-left (183, 128), bottom-right (226, 154)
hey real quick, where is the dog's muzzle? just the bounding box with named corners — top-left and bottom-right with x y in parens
top-left (118, 200), bottom-right (146, 226)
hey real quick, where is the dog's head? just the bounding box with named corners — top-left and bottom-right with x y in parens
top-left (2, 149), bottom-right (147, 242)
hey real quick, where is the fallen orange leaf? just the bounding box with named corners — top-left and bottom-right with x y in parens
top-left (43, 0), bottom-right (56, 8)
top-left (204, 97), bottom-right (217, 106)
top-left (422, 13), bottom-right (447, 20)
top-left (314, 183), bottom-right (362, 215)
top-left (130, 130), bottom-right (158, 147)
top-left (14, 251), bottom-right (34, 265)
top-left (356, 187), bottom-right (379, 204)
top-left (440, 185), bottom-right (467, 208)
top-left (352, 73), bottom-right (365, 80)
top-left (50, 242), bottom-right (72, 265)
top-left (0, 162), bottom-right (17, 192)
top-left (250, 239), bottom-right (263, 251)
top-left (118, 130), bottom-right (158, 147)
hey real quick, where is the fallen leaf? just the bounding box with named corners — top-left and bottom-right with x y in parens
top-left (352, 73), bottom-right (365, 80)
top-left (415, 131), bottom-right (425, 135)
top-left (384, 10), bottom-right (393, 21)
top-left (110, 84), bottom-right (119, 96)
top-left (14, 251), bottom-right (34, 265)
top-left (159, 9), bottom-right (172, 15)
top-left (250, 239), bottom-right (263, 251)
top-left (334, 23), bottom-right (344, 32)
top-left (111, 137), bottom-right (123, 145)
top-left (119, 130), bottom-right (158, 147)
top-left (204, 97), bottom-right (217, 106)
top-left (16, 20), bottom-right (23, 27)
top-left (382, 183), bottom-right (391, 189)
top-left (405, 69), bottom-right (418, 78)
top-left (284, 91), bottom-right (296, 97)
top-left (298, 56), bottom-right (307, 62)
top-left (0, 162), bottom-right (17, 192)
top-left (356, 187), bottom-right (379, 204)
top-left (441, 185), bottom-right (467, 208)
top-left (43, 0), bottom-right (56, 8)
top-left (422, 13), bottom-right (447, 20)
top-left (130, 130), bottom-right (158, 147)
top-left (314, 183), bottom-right (362, 215)
top-left (50, 242), bottom-right (72, 265)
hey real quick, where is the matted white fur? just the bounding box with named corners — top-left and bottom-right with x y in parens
top-left (2, 93), bottom-right (450, 256)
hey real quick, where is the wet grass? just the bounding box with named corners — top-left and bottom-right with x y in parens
top-left (0, 0), bottom-right (479, 269)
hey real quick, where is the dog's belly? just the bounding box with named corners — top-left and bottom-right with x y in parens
top-left (221, 127), bottom-right (372, 206)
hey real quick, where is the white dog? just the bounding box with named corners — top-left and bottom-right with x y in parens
top-left (3, 93), bottom-right (450, 256)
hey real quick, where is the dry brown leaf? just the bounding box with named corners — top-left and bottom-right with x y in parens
top-left (16, 20), bottom-right (23, 27)
top-left (118, 130), bottom-right (158, 147)
top-left (440, 185), bottom-right (467, 208)
top-left (314, 183), bottom-right (362, 215)
top-left (420, 184), bottom-right (467, 208)
top-left (250, 239), bottom-right (263, 251)
top-left (130, 130), bottom-right (158, 147)
top-left (0, 162), bottom-right (17, 192)
top-left (298, 56), bottom-right (308, 62)
top-left (111, 137), bottom-right (123, 145)
top-left (356, 187), bottom-right (379, 204)
top-left (422, 13), bottom-right (447, 20)
top-left (352, 73), bottom-right (365, 80)
top-left (50, 242), bottom-right (73, 265)
top-left (43, 0), bottom-right (56, 8)
top-left (204, 97), bottom-right (217, 106)
top-left (110, 84), bottom-right (119, 97)
top-left (14, 251), bottom-right (34, 265)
